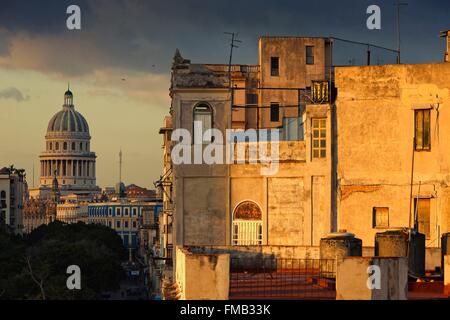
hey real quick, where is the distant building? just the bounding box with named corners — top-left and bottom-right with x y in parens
top-left (29, 89), bottom-right (100, 199)
top-left (56, 200), bottom-right (88, 224)
top-left (87, 201), bottom-right (158, 250)
top-left (139, 203), bottom-right (163, 259)
top-left (126, 184), bottom-right (156, 202)
top-left (0, 166), bottom-right (27, 234)
top-left (23, 198), bottom-right (56, 233)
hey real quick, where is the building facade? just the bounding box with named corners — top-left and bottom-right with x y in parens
top-left (0, 166), bottom-right (27, 234)
top-left (87, 201), bottom-right (158, 249)
top-left (335, 62), bottom-right (450, 249)
top-left (168, 36), bottom-right (334, 250)
top-left (56, 200), bottom-right (88, 224)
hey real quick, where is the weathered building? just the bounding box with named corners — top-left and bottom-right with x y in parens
top-left (0, 166), bottom-right (27, 234)
top-left (168, 36), bottom-right (334, 251)
top-left (335, 62), bottom-right (450, 252)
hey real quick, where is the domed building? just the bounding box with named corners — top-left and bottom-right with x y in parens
top-left (37, 89), bottom-right (100, 197)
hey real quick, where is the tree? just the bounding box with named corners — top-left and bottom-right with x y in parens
top-left (0, 221), bottom-right (126, 300)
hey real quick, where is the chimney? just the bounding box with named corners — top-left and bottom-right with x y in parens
top-left (440, 30), bottom-right (450, 62)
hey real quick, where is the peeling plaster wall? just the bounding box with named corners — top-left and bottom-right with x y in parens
top-left (336, 63), bottom-right (450, 248)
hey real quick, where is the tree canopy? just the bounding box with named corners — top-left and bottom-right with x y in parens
top-left (0, 221), bottom-right (126, 300)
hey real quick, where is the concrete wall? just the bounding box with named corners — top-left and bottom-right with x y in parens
top-left (175, 247), bottom-right (230, 300)
top-left (336, 63), bottom-right (450, 247)
top-left (336, 256), bottom-right (408, 300)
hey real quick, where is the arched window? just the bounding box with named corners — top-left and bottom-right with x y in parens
top-left (63, 142), bottom-right (67, 150)
top-left (232, 201), bottom-right (263, 246)
top-left (193, 104), bottom-right (212, 144)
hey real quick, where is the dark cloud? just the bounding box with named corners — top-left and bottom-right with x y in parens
top-left (0, 0), bottom-right (448, 77)
top-left (0, 87), bottom-right (29, 102)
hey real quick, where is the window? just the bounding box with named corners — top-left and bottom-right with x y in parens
top-left (132, 208), bottom-right (137, 216)
top-left (415, 109), bottom-right (431, 151)
top-left (133, 221), bottom-right (137, 228)
top-left (415, 198), bottom-right (430, 239)
top-left (0, 190), bottom-right (6, 209)
top-left (116, 207), bottom-right (122, 217)
top-left (232, 201), bottom-right (263, 246)
top-left (49, 142), bottom-right (52, 150)
top-left (270, 103), bottom-right (279, 122)
top-left (124, 221), bottom-right (129, 228)
top-left (246, 93), bottom-right (258, 105)
top-left (306, 46), bottom-right (314, 65)
top-left (373, 207), bottom-right (389, 228)
top-left (63, 142), bottom-right (67, 150)
top-left (55, 142), bottom-right (59, 150)
top-left (116, 220), bottom-right (121, 228)
top-left (108, 221), bottom-right (112, 228)
top-left (124, 208), bottom-right (129, 216)
top-left (72, 142), bottom-right (75, 150)
top-left (80, 142), bottom-right (83, 151)
top-left (193, 104), bottom-right (212, 144)
top-left (270, 57), bottom-right (279, 76)
top-left (312, 119), bottom-right (326, 158)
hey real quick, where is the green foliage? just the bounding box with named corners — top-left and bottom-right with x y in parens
top-left (0, 221), bottom-right (126, 300)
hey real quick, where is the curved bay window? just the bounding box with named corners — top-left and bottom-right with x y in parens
top-left (232, 201), bottom-right (263, 245)
top-left (193, 104), bottom-right (212, 144)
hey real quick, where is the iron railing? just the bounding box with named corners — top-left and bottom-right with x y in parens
top-left (229, 258), bottom-right (336, 299)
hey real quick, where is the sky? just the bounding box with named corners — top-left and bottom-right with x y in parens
top-left (0, 0), bottom-right (449, 189)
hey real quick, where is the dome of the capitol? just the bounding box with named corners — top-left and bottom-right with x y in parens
top-left (47, 108), bottom-right (90, 134)
top-left (46, 89), bottom-right (90, 135)
top-left (39, 88), bottom-right (98, 196)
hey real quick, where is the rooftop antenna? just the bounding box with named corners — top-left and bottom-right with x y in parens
top-left (224, 32), bottom-right (242, 89)
top-left (395, 0), bottom-right (408, 64)
top-left (32, 161), bottom-right (35, 187)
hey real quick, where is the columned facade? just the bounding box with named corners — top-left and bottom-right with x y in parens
top-left (39, 90), bottom-right (99, 196)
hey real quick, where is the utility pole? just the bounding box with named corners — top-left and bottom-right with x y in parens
top-left (224, 32), bottom-right (242, 89)
top-left (395, 0), bottom-right (408, 64)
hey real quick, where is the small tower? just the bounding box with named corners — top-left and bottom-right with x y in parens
top-left (64, 84), bottom-right (73, 106)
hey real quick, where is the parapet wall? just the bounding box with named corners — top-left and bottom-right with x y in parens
top-left (175, 247), bottom-right (230, 300)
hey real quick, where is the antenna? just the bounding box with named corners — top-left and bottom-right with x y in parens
top-left (395, 0), bottom-right (408, 64)
top-left (32, 161), bottom-right (35, 187)
top-left (119, 149), bottom-right (122, 184)
top-left (224, 32), bottom-right (242, 88)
